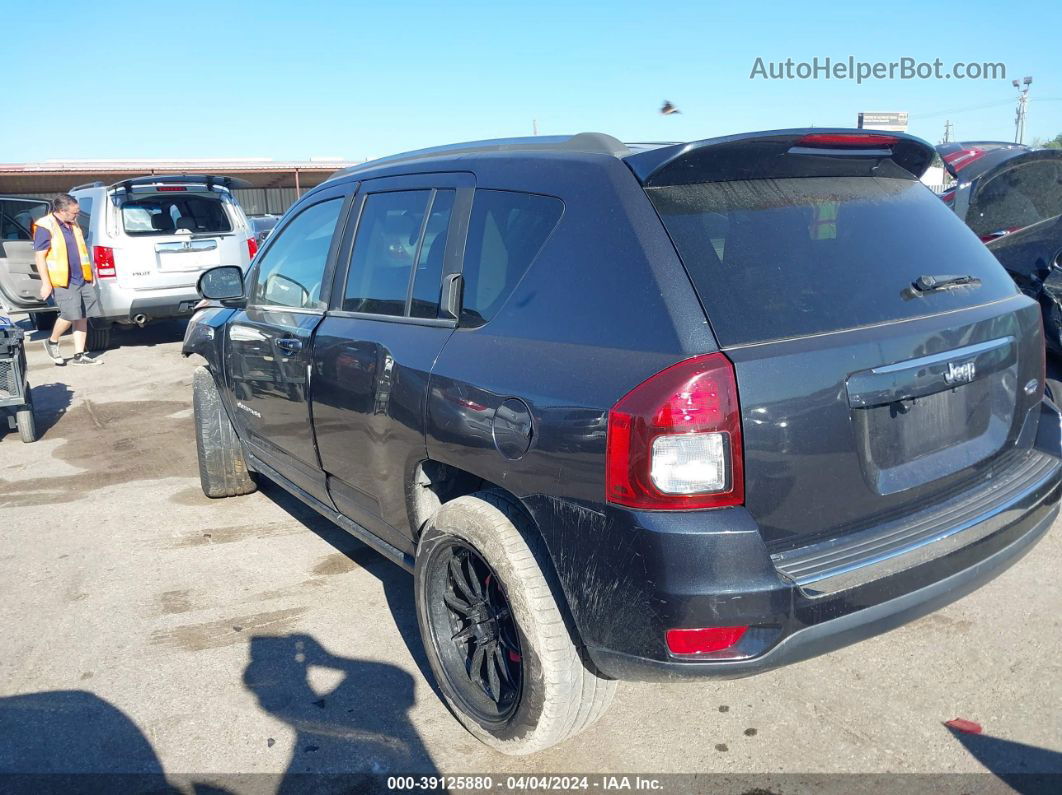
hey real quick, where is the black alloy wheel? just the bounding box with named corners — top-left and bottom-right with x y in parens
top-left (425, 540), bottom-right (523, 724)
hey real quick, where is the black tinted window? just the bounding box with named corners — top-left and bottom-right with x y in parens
top-left (252, 198), bottom-right (342, 309)
top-left (968, 159), bottom-right (1062, 238)
top-left (121, 193), bottom-right (232, 235)
top-left (461, 190), bottom-right (562, 326)
top-left (344, 191), bottom-right (430, 315)
top-left (410, 190), bottom-right (455, 318)
top-left (649, 177), bottom-right (1017, 347)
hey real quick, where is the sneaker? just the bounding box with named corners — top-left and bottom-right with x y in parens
top-left (43, 338), bottom-right (65, 365)
top-left (69, 352), bottom-right (102, 366)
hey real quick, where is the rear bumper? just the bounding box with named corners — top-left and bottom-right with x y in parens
top-left (95, 283), bottom-right (201, 324)
top-left (586, 494), bottom-right (1057, 681)
top-left (528, 404), bottom-right (1062, 682)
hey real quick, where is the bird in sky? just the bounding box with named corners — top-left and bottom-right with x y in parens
top-left (660, 100), bottom-right (681, 115)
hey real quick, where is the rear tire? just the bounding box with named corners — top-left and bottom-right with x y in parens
top-left (16, 388), bottom-right (36, 444)
top-left (415, 491), bottom-right (616, 755)
top-left (192, 366), bottom-right (257, 498)
top-left (86, 319), bottom-right (111, 352)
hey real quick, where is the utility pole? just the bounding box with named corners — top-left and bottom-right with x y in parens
top-left (1013, 76), bottom-right (1033, 144)
top-left (942, 120), bottom-right (953, 144)
top-left (532, 119), bottom-right (538, 136)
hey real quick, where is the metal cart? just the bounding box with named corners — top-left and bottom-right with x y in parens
top-left (0, 316), bottom-right (35, 443)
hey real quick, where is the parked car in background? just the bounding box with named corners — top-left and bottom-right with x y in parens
top-left (64, 175), bottom-right (257, 350)
top-left (938, 142), bottom-right (1062, 352)
top-left (247, 214), bottom-right (281, 248)
top-left (186, 129), bottom-right (1061, 754)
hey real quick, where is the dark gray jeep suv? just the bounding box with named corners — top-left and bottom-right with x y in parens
top-left (184, 129), bottom-right (1062, 754)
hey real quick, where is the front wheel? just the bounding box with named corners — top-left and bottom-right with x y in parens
top-left (192, 366), bottom-right (257, 498)
top-left (415, 492), bottom-right (615, 755)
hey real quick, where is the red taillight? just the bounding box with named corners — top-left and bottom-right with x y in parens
top-left (666, 626), bottom-right (748, 655)
top-left (93, 246), bottom-right (116, 278)
top-left (796, 133), bottom-right (898, 148)
top-left (246, 237), bottom-right (258, 260)
top-left (606, 352), bottom-right (744, 510)
top-left (157, 186), bottom-right (187, 192)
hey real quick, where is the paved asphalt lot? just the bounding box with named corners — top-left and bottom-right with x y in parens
top-left (0, 319), bottom-right (1060, 793)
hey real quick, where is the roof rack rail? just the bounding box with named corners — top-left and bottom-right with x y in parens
top-left (331, 132), bottom-right (630, 180)
top-left (68, 181), bottom-right (105, 192)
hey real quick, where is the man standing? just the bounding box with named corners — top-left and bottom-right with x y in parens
top-left (34, 194), bottom-right (102, 366)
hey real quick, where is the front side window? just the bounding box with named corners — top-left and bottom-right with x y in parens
top-left (344, 190), bottom-right (431, 316)
top-left (251, 198), bottom-right (343, 309)
top-left (0, 199), bottom-right (48, 241)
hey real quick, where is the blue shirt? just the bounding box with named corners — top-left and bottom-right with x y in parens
top-left (33, 217), bottom-right (85, 287)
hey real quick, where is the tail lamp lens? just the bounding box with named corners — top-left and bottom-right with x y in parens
top-left (606, 352), bottom-right (743, 510)
top-left (93, 246), bottom-right (116, 278)
top-left (246, 237), bottom-right (258, 260)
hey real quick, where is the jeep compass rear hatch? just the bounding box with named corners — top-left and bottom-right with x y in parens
top-left (631, 130), bottom-right (1046, 555)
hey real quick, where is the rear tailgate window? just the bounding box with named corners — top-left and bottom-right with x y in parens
top-left (120, 192), bottom-right (232, 236)
top-left (648, 177), bottom-right (1018, 347)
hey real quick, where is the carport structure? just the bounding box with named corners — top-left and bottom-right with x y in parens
top-left (0, 159), bottom-right (357, 215)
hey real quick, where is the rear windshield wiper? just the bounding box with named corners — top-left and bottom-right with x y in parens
top-left (911, 274), bottom-right (982, 293)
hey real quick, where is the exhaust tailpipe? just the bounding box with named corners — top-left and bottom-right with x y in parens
top-left (132, 314), bottom-right (148, 327)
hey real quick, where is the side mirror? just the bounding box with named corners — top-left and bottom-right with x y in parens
top-left (198, 266), bottom-right (245, 301)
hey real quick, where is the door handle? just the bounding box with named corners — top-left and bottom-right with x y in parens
top-left (275, 337), bottom-right (303, 354)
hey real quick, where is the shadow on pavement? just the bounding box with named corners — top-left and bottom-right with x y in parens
top-left (244, 633), bottom-right (439, 792)
top-left (107, 319), bottom-right (191, 350)
top-left (947, 725), bottom-right (1062, 795)
top-left (0, 382), bottom-right (73, 444)
top-left (257, 480), bottom-right (441, 694)
top-left (0, 689), bottom-right (182, 793)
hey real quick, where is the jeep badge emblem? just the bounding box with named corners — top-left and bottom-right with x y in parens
top-left (944, 361), bottom-right (976, 385)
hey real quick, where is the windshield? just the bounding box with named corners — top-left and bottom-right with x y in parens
top-left (119, 191), bottom-right (233, 236)
top-left (648, 177), bottom-right (1018, 347)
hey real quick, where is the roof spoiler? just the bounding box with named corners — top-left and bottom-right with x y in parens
top-left (109, 174), bottom-right (252, 192)
top-left (624, 128), bottom-right (936, 187)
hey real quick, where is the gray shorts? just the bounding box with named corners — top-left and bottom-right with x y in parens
top-left (53, 281), bottom-right (101, 322)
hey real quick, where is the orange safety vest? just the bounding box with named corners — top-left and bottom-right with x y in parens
top-left (36, 213), bottom-right (93, 287)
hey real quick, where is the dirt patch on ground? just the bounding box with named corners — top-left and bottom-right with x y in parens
top-left (152, 608), bottom-right (307, 652)
top-left (158, 590), bottom-right (195, 615)
top-left (170, 520), bottom-right (301, 548)
top-left (312, 553), bottom-right (362, 577)
top-left (0, 399), bottom-right (196, 508)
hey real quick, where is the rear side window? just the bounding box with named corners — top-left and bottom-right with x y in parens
top-left (968, 159), bottom-right (1062, 238)
top-left (76, 197), bottom-right (93, 238)
top-left (649, 177), bottom-right (1017, 347)
top-left (344, 190), bottom-right (430, 316)
top-left (252, 198), bottom-right (343, 309)
top-left (120, 192), bottom-right (232, 236)
top-left (461, 190), bottom-right (563, 326)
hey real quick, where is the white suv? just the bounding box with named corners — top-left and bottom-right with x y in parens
top-left (66, 175), bottom-right (257, 349)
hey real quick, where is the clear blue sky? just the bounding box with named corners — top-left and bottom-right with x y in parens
top-left (5, 0), bottom-right (1060, 162)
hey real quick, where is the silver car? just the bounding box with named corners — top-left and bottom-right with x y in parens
top-left (2, 177), bottom-right (256, 349)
